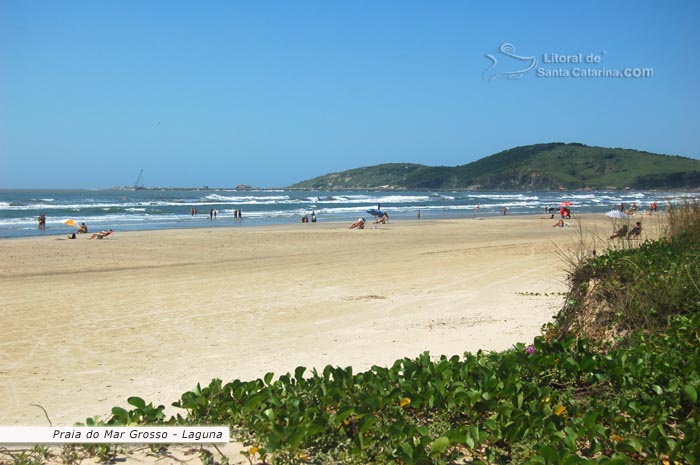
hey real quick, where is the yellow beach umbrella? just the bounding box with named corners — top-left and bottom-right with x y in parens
top-left (64, 219), bottom-right (77, 227)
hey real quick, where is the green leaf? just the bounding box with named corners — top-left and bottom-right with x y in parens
top-left (110, 407), bottom-right (129, 424)
top-left (583, 411), bottom-right (598, 429)
top-left (399, 442), bottom-right (413, 460)
top-left (127, 396), bottom-right (146, 410)
top-left (465, 435), bottom-right (475, 449)
top-left (615, 438), bottom-right (643, 453)
top-left (335, 407), bottom-right (354, 423)
top-left (245, 394), bottom-right (265, 411)
top-left (263, 408), bottom-right (275, 421)
top-left (683, 384), bottom-right (698, 403)
top-left (429, 436), bottom-right (449, 457)
top-left (306, 420), bottom-right (326, 436)
top-left (417, 425), bottom-right (430, 437)
top-left (484, 418), bottom-right (498, 432)
top-left (606, 453), bottom-right (633, 465)
top-left (538, 445), bottom-right (558, 463)
top-left (287, 429), bottom-right (305, 450)
top-left (358, 414), bottom-right (376, 434)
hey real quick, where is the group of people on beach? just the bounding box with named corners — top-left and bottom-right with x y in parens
top-left (37, 199), bottom-right (662, 239)
top-left (62, 222), bottom-right (113, 240)
top-left (301, 211), bottom-right (317, 223)
top-left (610, 221), bottom-right (642, 240)
top-left (620, 201), bottom-right (659, 216)
top-left (190, 207), bottom-right (242, 221)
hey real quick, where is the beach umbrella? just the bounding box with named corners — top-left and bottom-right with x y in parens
top-left (366, 208), bottom-right (384, 217)
top-left (63, 219), bottom-right (77, 227)
top-left (559, 201), bottom-right (572, 206)
top-left (605, 210), bottom-right (628, 219)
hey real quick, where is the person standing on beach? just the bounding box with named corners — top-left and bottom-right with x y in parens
top-left (311, 211), bottom-right (316, 222)
top-left (37, 214), bottom-right (46, 229)
top-left (417, 210), bottom-right (421, 220)
top-left (502, 206), bottom-right (508, 216)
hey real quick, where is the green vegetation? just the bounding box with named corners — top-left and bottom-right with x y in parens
top-left (555, 202), bottom-right (700, 346)
top-left (6, 206), bottom-right (700, 465)
top-left (290, 143), bottom-right (700, 190)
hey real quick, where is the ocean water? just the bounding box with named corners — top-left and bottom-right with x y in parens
top-left (0, 188), bottom-right (697, 239)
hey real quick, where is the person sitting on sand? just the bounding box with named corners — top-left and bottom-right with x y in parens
top-left (609, 224), bottom-right (628, 239)
top-left (552, 219), bottom-right (568, 227)
top-left (627, 221), bottom-right (642, 239)
top-left (375, 212), bottom-right (389, 224)
top-left (89, 229), bottom-right (114, 239)
top-left (349, 218), bottom-right (365, 229)
top-left (78, 223), bottom-right (88, 234)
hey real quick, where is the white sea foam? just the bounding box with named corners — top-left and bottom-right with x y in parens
top-left (204, 194), bottom-right (291, 202)
top-left (468, 193), bottom-right (539, 200)
top-left (2, 189), bottom-right (698, 238)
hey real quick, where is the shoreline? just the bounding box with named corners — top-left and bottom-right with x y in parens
top-left (0, 211), bottom-right (645, 242)
top-left (0, 215), bottom-right (657, 428)
top-left (1, 186), bottom-right (686, 240)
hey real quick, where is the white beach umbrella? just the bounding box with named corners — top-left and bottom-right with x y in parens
top-left (605, 210), bottom-right (628, 219)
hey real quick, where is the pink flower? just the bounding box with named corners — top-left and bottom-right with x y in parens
top-left (526, 345), bottom-right (536, 355)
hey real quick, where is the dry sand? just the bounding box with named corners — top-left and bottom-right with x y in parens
top-left (0, 214), bottom-right (627, 461)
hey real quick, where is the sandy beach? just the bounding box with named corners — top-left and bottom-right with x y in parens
top-left (0, 215), bottom-right (618, 430)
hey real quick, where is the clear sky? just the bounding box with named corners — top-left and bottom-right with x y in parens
top-left (1, 0), bottom-right (699, 188)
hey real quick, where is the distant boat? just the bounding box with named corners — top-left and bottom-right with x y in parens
top-left (133, 169), bottom-right (145, 190)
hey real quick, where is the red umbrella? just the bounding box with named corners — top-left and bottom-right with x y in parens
top-left (559, 201), bottom-right (572, 206)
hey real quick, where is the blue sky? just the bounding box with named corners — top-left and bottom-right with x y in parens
top-left (1, 1), bottom-right (699, 188)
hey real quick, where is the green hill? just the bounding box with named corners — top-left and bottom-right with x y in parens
top-left (290, 143), bottom-right (700, 190)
